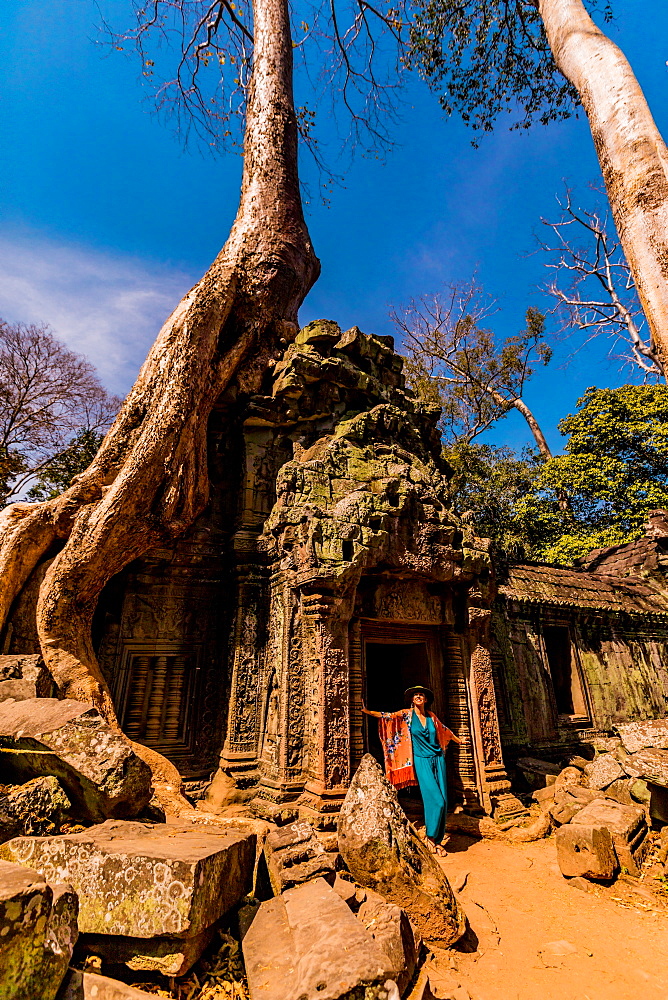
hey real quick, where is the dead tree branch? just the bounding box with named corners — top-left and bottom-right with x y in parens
top-left (539, 188), bottom-right (664, 379)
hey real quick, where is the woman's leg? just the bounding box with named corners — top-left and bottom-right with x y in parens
top-left (415, 755), bottom-right (448, 848)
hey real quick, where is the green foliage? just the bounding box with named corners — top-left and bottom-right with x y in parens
top-left (520, 385), bottom-right (668, 563)
top-left (446, 441), bottom-right (541, 558)
top-left (0, 449), bottom-right (27, 508)
top-left (26, 429), bottom-right (105, 503)
top-left (449, 385), bottom-right (668, 565)
top-left (407, 0), bottom-right (612, 139)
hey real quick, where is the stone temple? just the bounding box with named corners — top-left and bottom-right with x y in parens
top-left (91, 320), bottom-right (521, 826)
top-left (4, 320), bottom-right (667, 828)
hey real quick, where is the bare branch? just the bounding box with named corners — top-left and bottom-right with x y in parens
top-left (101, 0), bottom-right (412, 173)
top-left (390, 278), bottom-right (553, 456)
top-left (538, 186), bottom-right (665, 379)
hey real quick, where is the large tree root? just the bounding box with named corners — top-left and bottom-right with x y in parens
top-left (447, 810), bottom-right (552, 843)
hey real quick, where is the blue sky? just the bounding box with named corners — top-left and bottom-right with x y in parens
top-left (1, 1), bottom-right (668, 453)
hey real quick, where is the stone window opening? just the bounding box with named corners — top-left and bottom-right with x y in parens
top-left (542, 624), bottom-right (588, 720)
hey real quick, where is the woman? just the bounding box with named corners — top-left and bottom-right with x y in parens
top-left (362, 685), bottom-right (461, 856)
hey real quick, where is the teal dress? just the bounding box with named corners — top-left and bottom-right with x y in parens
top-left (410, 711), bottom-right (448, 844)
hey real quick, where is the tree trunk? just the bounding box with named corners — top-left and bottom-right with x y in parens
top-left (539, 0), bottom-right (668, 368)
top-left (510, 398), bottom-right (553, 461)
top-left (0, 0), bottom-right (319, 728)
top-left (487, 388), bottom-right (571, 512)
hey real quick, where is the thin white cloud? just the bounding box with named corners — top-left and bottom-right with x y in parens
top-left (0, 231), bottom-right (197, 396)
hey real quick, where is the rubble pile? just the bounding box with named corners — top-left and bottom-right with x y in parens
top-left (523, 720), bottom-right (668, 884)
top-left (0, 693), bottom-right (465, 1000)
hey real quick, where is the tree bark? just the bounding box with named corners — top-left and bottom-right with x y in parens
top-left (0, 0), bottom-right (319, 727)
top-left (487, 388), bottom-right (571, 511)
top-left (539, 0), bottom-right (668, 368)
top-left (510, 398), bottom-right (552, 461)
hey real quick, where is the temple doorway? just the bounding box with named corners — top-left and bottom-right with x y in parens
top-left (363, 635), bottom-right (435, 764)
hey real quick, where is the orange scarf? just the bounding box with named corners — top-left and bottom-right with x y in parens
top-left (378, 708), bottom-right (455, 791)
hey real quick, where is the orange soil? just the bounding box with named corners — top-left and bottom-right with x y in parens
top-left (427, 831), bottom-right (668, 1000)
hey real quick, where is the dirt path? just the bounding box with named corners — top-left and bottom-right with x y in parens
top-left (427, 832), bottom-right (668, 1000)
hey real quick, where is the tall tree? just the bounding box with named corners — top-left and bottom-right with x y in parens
top-left (0, 0), bottom-right (319, 743)
top-left (518, 384), bottom-right (668, 563)
top-left (407, 1), bottom-right (668, 369)
top-left (391, 281), bottom-right (554, 457)
top-left (0, 320), bottom-right (119, 505)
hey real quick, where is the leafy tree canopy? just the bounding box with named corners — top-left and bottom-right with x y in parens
top-left (26, 429), bottom-right (106, 503)
top-left (445, 440), bottom-right (542, 557)
top-left (407, 0), bottom-right (612, 139)
top-left (520, 384), bottom-right (668, 563)
top-left (450, 385), bottom-right (668, 565)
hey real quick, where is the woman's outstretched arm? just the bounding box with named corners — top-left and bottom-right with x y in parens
top-left (361, 703), bottom-right (383, 718)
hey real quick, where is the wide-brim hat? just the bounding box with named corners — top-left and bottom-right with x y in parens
top-left (404, 685), bottom-right (434, 705)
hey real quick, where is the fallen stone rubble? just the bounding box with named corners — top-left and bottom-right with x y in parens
top-left (0, 698), bottom-right (152, 823)
top-left (0, 858), bottom-right (78, 1000)
top-left (1, 818), bottom-right (257, 977)
top-left (0, 727), bottom-right (467, 1000)
top-left (0, 654), bottom-right (52, 702)
top-left (2, 671), bottom-right (665, 999)
top-left (523, 733), bottom-right (668, 885)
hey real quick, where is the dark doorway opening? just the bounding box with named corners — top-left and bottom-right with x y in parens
top-left (543, 624), bottom-right (587, 717)
top-left (364, 640), bottom-right (431, 763)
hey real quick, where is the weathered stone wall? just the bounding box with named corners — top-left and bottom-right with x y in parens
top-left (493, 606), bottom-right (668, 761)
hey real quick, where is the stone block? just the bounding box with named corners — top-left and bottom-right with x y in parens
top-left (57, 970), bottom-right (155, 999)
top-left (3, 775), bottom-right (71, 837)
top-left (553, 766), bottom-right (584, 792)
top-left (0, 859), bottom-right (78, 1000)
top-left (629, 778), bottom-right (651, 806)
top-left (357, 893), bottom-right (420, 995)
top-left (571, 798), bottom-right (648, 876)
top-left (1, 819), bottom-right (256, 975)
top-left (264, 819), bottom-right (336, 894)
top-left (549, 785), bottom-right (597, 826)
top-left (531, 784), bottom-right (555, 814)
top-left (615, 718), bottom-right (668, 753)
top-left (555, 823), bottom-right (618, 879)
top-left (659, 826), bottom-right (668, 866)
top-left (45, 883), bottom-right (80, 992)
top-left (604, 778), bottom-right (633, 806)
top-left (332, 873), bottom-right (358, 908)
top-left (0, 698), bottom-right (152, 822)
top-left (338, 755), bottom-right (466, 947)
top-left (625, 748), bottom-right (668, 786)
top-left (295, 319), bottom-right (342, 346)
top-left (81, 925), bottom-right (216, 977)
top-left (585, 754), bottom-right (625, 790)
top-left (0, 653), bottom-right (52, 702)
top-left (243, 877), bottom-right (400, 1000)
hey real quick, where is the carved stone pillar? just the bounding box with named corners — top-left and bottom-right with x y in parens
top-left (219, 530), bottom-right (266, 780)
top-left (348, 620), bottom-right (364, 774)
top-left (467, 602), bottom-right (527, 821)
top-left (297, 585), bottom-right (354, 827)
top-left (248, 576), bottom-right (307, 823)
